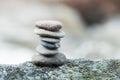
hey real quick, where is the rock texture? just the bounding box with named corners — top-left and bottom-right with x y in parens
top-left (0, 59), bottom-right (120, 80)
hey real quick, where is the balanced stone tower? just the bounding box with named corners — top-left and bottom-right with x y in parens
top-left (32, 20), bottom-right (67, 66)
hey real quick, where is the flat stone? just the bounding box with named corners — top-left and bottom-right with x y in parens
top-left (34, 28), bottom-right (65, 38)
top-left (36, 45), bottom-right (58, 56)
top-left (35, 20), bottom-right (62, 31)
top-left (32, 53), bottom-right (67, 66)
top-left (41, 37), bottom-right (60, 43)
top-left (41, 41), bottom-right (60, 49)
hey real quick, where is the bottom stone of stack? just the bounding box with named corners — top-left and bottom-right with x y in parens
top-left (32, 53), bottom-right (67, 66)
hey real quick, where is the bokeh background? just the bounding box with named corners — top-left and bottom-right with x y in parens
top-left (1, 0), bottom-right (120, 64)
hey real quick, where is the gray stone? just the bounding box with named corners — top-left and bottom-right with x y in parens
top-left (0, 59), bottom-right (120, 80)
top-left (41, 37), bottom-right (60, 43)
top-left (41, 41), bottom-right (60, 49)
top-left (32, 53), bottom-right (67, 66)
top-left (35, 20), bottom-right (62, 31)
top-left (34, 28), bottom-right (65, 38)
top-left (36, 45), bottom-right (58, 56)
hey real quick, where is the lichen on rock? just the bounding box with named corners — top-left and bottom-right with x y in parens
top-left (0, 59), bottom-right (120, 80)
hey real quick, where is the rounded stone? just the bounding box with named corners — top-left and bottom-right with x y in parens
top-left (32, 53), bottom-right (67, 66)
top-left (35, 20), bottom-right (62, 31)
top-left (34, 28), bottom-right (65, 38)
top-left (41, 37), bottom-right (60, 43)
top-left (36, 45), bottom-right (58, 56)
top-left (41, 41), bottom-right (60, 49)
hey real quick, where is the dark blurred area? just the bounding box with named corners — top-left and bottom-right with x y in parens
top-left (43, 0), bottom-right (120, 25)
top-left (64, 0), bottom-right (120, 25)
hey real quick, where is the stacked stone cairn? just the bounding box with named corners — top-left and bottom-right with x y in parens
top-left (32, 20), bottom-right (67, 66)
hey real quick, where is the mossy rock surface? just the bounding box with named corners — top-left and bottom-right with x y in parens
top-left (0, 59), bottom-right (120, 80)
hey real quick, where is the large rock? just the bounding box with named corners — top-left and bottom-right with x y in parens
top-left (0, 59), bottom-right (120, 80)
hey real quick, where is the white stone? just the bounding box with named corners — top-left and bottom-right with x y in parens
top-left (34, 28), bottom-right (65, 38)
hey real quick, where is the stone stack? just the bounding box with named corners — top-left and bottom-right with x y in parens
top-left (32, 20), bottom-right (67, 66)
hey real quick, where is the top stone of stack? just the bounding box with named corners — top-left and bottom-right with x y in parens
top-left (35, 20), bottom-right (62, 31)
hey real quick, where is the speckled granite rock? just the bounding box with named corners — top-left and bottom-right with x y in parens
top-left (0, 59), bottom-right (120, 80)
